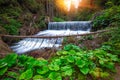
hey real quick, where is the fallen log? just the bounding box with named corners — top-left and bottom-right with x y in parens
top-left (0, 30), bottom-right (108, 39)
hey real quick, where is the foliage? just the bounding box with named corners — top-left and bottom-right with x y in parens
top-left (75, 8), bottom-right (96, 21)
top-left (38, 16), bottom-right (46, 29)
top-left (106, 0), bottom-right (120, 6)
top-left (53, 17), bottom-right (65, 22)
top-left (0, 0), bottom-right (46, 35)
top-left (92, 6), bottom-right (120, 31)
top-left (0, 44), bottom-right (119, 80)
top-left (3, 19), bottom-right (21, 35)
top-left (101, 27), bottom-right (120, 56)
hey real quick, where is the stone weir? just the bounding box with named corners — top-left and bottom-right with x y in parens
top-left (11, 21), bottom-right (92, 54)
top-left (48, 21), bottom-right (92, 31)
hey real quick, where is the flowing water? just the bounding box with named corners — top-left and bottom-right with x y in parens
top-left (11, 21), bottom-right (92, 54)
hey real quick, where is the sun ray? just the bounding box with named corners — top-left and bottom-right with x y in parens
top-left (56, 0), bottom-right (82, 12)
top-left (64, 0), bottom-right (71, 11)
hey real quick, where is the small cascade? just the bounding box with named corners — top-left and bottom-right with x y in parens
top-left (48, 21), bottom-right (91, 31)
top-left (11, 21), bottom-right (92, 54)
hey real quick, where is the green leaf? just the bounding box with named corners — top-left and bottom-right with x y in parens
top-left (61, 66), bottom-right (73, 76)
top-left (106, 62), bottom-right (115, 70)
top-left (37, 59), bottom-right (48, 66)
top-left (72, 45), bottom-right (81, 52)
top-left (99, 60), bottom-right (105, 65)
top-left (62, 51), bottom-right (69, 55)
top-left (49, 64), bottom-right (60, 71)
top-left (18, 55), bottom-right (29, 64)
top-left (3, 78), bottom-right (14, 80)
top-left (7, 71), bottom-right (18, 78)
top-left (4, 53), bottom-right (18, 67)
top-left (64, 44), bottom-right (73, 51)
top-left (67, 55), bottom-right (74, 63)
top-left (19, 69), bottom-right (33, 80)
top-left (0, 67), bottom-right (8, 76)
top-left (33, 75), bottom-right (44, 80)
top-left (109, 54), bottom-right (119, 61)
top-left (80, 67), bottom-right (90, 75)
top-left (56, 51), bottom-right (68, 55)
top-left (49, 59), bottom-right (61, 71)
top-left (69, 50), bottom-right (76, 55)
top-left (101, 72), bottom-right (110, 78)
top-left (0, 61), bottom-right (7, 68)
top-left (48, 72), bottom-right (62, 80)
top-left (37, 66), bottom-right (49, 74)
top-left (76, 60), bottom-right (86, 68)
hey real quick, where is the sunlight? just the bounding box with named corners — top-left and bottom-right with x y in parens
top-left (64, 0), bottom-right (71, 11)
top-left (55, 0), bottom-right (82, 12)
top-left (64, 0), bottom-right (82, 11)
top-left (73, 0), bottom-right (81, 9)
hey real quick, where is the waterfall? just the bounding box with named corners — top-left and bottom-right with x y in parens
top-left (11, 21), bottom-right (92, 54)
top-left (48, 21), bottom-right (91, 31)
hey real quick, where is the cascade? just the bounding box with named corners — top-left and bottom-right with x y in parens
top-left (11, 21), bottom-right (92, 54)
top-left (48, 21), bottom-right (91, 31)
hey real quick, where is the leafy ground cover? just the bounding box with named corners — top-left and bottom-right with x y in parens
top-left (0, 44), bottom-right (119, 80)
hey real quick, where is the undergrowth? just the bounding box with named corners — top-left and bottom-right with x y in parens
top-left (0, 44), bottom-right (119, 80)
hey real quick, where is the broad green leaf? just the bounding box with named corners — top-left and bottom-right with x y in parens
top-left (106, 62), bottom-right (115, 71)
top-left (7, 71), bottom-right (18, 78)
top-left (76, 60), bottom-right (86, 68)
top-left (99, 60), bottom-right (105, 65)
top-left (109, 54), bottom-right (119, 61)
top-left (4, 53), bottom-right (18, 67)
top-left (36, 59), bottom-right (48, 66)
top-left (25, 60), bottom-right (38, 69)
top-left (49, 64), bottom-right (60, 71)
top-left (18, 55), bottom-right (29, 63)
top-left (49, 59), bottom-right (61, 71)
top-left (0, 67), bottom-right (8, 76)
top-left (19, 69), bottom-right (33, 80)
top-left (37, 66), bottom-right (49, 74)
top-left (48, 72), bottom-right (62, 80)
top-left (0, 61), bottom-right (7, 68)
top-left (80, 67), bottom-right (90, 75)
top-left (76, 52), bottom-right (83, 56)
top-left (72, 45), bottom-right (81, 52)
top-left (64, 44), bottom-right (73, 51)
top-left (54, 59), bottom-right (61, 65)
top-left (69, 50), bottom-right (76, 55)
top-left (61, 66), bottom-right (73, 76)
top-left (57, 51), bottom-right (68, 55)
top-left (33, 75), bottom-right (44, 80)
top-left (62, 51), bottom-right (69, 55)
top-left (67, 56), bottom-right (74, 63)
top-left (25, 58), bottom-right (48, 69)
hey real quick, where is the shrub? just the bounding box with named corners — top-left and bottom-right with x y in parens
top-left (75, 8), bottom-right (96, 21)
top-left (53, 17), bottom-right (65, 22)
top-left (0, 44), bottom-right (119, 80)
top-left (92, 6), bottom-right (120, 31)
top-left (3, 19), bottom-right (21, 35)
